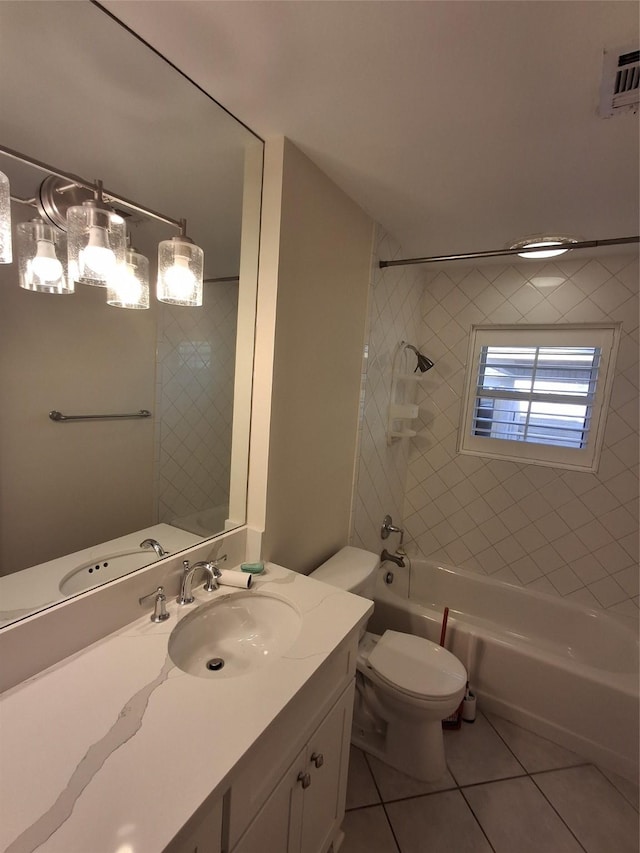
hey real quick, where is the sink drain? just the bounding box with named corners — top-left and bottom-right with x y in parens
top-left (206, 658), bottom-right (225, 672)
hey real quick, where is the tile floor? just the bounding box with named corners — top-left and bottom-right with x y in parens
top-left (341, 712), bottom-right (639, 853)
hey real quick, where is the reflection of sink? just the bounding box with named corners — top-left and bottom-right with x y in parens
top-left (168, 591), bottom-right (302, 679)
top-left (59, 550), bottom-right (157, 595)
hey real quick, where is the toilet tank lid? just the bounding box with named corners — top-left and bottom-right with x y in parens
top-left (312, 546), bottom-right (379, 591)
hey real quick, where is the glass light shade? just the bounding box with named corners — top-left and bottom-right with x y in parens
top-left (107, 248), bottom-right (150, 309)
top-left (17, 218), bottom-right (72, 294)
top-left (512, 235), bottom-right (577, 259)
top-left (67, 200), bottom-right (126, 287)
top-left (0, 171), bottom-right (12, 264)
top-left (157, 236), bottom-right (204, 306)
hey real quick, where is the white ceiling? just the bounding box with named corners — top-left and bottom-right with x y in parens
top-left (105, 1), bottom-right (639, 261)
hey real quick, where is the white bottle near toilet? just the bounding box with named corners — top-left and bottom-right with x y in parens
top-left (311, 546), bottom-right (466, 782)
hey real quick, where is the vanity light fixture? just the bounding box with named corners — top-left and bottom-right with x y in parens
top-left (157, 221), bottom-right (204, 306)
top-left (107, 245), bottom-right (149, 309)
top-left (1, 144), bottom-right (206, 308)
top-left (0, 170), bottom-right (12, 263)
top-left (17, 217), bottom-right (72, 294)
top-left (509, 234), bottom-right (578, 259)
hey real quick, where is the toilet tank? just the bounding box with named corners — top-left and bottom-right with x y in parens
top-left (311, 546), bottom-right (379, 599)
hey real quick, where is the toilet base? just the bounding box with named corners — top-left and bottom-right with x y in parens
top-left (351, 717), bottom-right (448, 782)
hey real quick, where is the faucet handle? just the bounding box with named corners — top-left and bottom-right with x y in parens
top-left (139, 586), bottom-right (170, 623)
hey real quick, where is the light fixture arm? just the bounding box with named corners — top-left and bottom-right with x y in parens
top-left (0, 143), bottom-right (184, 233)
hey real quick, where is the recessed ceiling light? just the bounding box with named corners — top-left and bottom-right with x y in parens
top-left (510, 235), bottom-right (578, 259)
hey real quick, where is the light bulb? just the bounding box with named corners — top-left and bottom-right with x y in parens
top-left (107, 247), bottom-right (149, 310)
top-left (157, 233), bottom-right (203, 306)
top-left (29, 239), bottom-right (63, 283)
top-left (67, 200), bottom-right (126, 286)
top-left (17, 218), bottom-right (72, 294)
top-left (164, 255), bottom-right (197, 300)
top-left (516, 241), bottom-right (568, 259)
top-left (79, 225), bottom-right (116, 279)
top-left (119, 262), bottom-right (144, 303)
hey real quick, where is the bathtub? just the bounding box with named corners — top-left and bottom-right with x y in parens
top-left (368, 559), bottom-right (639, 781)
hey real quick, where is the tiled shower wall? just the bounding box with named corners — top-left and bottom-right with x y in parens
top-left (350, 228), bottom-right (427, 553)
top-left (154, 281), bottom-right (238, 529)
top-left (404, 252), bottom-right (639, 617)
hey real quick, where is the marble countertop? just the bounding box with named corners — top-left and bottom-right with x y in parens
top-left (0, 564), bottom-right (372, 853)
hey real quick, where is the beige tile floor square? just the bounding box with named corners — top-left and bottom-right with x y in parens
top-left (342, 712), bottom-right (639, 853)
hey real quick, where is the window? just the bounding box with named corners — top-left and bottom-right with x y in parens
top-left (459, 325), bottom-right (620, 471)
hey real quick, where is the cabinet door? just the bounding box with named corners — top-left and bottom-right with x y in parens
top-left (300, 682), bottom-right (355, 853)
top-left (232, 752), bottom-right (305, 853)
top-left (164, 797), bottom-right (223, 853)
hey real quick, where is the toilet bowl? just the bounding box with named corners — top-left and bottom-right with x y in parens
top-left (311, 546), bottom-right (466, 781)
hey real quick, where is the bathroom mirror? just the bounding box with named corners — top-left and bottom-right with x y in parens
top-left (0, 1), bottom-right (262, 626)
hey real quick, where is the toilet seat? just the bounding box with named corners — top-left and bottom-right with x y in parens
top-left (367, 630), bottom-right (466, 701)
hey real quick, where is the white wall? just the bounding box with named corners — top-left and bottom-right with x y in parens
top-left (256, 139), bottom-right (374, 573)
top-left (404, 252), bottom-right (638, 617)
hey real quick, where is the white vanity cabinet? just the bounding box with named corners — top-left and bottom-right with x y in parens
top-left (227, 633), bottom-right (359, 853)
top-left (232, 682), bottom-right (354, 853)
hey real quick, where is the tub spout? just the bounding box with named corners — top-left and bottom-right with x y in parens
top-left (381, 549), bottom-right (405, 567)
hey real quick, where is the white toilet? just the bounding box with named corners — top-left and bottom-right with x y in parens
top-left (311, 546), bottom-right (466, 781)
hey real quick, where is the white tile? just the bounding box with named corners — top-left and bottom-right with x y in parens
top-left (547, 566), bottom-right (583, 595)
top-left (346, 747), bottom-right (381, 810)
top-left (386, 790), bottom-right (492, 853)
top-left (366, 753), bottom-right (456, 802)
top-left (512, 555), bottom-right (543, 584)
top-left (464, 777), bottom-right (584, 853)
top-left (534, 512), bottom-right (571, 542)
top-left (341, 805), bottom-right (399, 853)
top-left (443, 713), bottom-right (525, 785)
top-left (593, 540), bottom-right (635, 575)
top-left (588, 575), bottom-right (629, 608)
top-left (613, 565), bottom-right (640, 597)
top-left (494, 536), bottom-right (526, 564)
top-left (534, 766), bottom-right (640, 853)
top-left (568, 554), bottom-right (608, 586)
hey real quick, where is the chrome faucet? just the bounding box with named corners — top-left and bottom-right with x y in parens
top-left (381, 549), bottom-right (406, 568)
top-left (178, 556), bottom-right (226, 605)
top-left (140, 538), bottom-right (169, 558)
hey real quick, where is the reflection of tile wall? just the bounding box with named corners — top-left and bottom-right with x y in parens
top-left (154, 282), bottom-right (238, 525)
top-left (404, 253), bottom-right (638, 617)
top-left (350, 228), bottom-right (427, 553)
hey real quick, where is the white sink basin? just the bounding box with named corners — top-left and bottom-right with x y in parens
top-left (168, 591), bottom-right (302, 679)
top-left (59, 550), bottom-right (158, 595)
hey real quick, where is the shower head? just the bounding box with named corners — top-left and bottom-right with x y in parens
top-left (405, 344), bottom-right (434, 373)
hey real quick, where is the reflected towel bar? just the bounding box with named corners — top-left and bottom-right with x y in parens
top-left (49, 409), bottom-right (152, 422)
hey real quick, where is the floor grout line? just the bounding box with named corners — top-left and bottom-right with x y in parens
top-left (591, 764), bottom-right (640, 814)
top-left (362, 751), bottom-right (403, 853)
top-left (458, 786), bottom-right (498, 853)
top-left (529, 772), bottom-right (590, 853)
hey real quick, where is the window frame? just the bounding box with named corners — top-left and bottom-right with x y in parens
top-left (458, 324), bottom-right (621, 472)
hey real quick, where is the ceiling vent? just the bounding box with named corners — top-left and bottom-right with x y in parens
top-left (599, 45), bottom-right (639, 117)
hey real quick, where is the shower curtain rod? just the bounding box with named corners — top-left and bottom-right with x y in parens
top-left (378, 235), bottom-right (639, 268)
